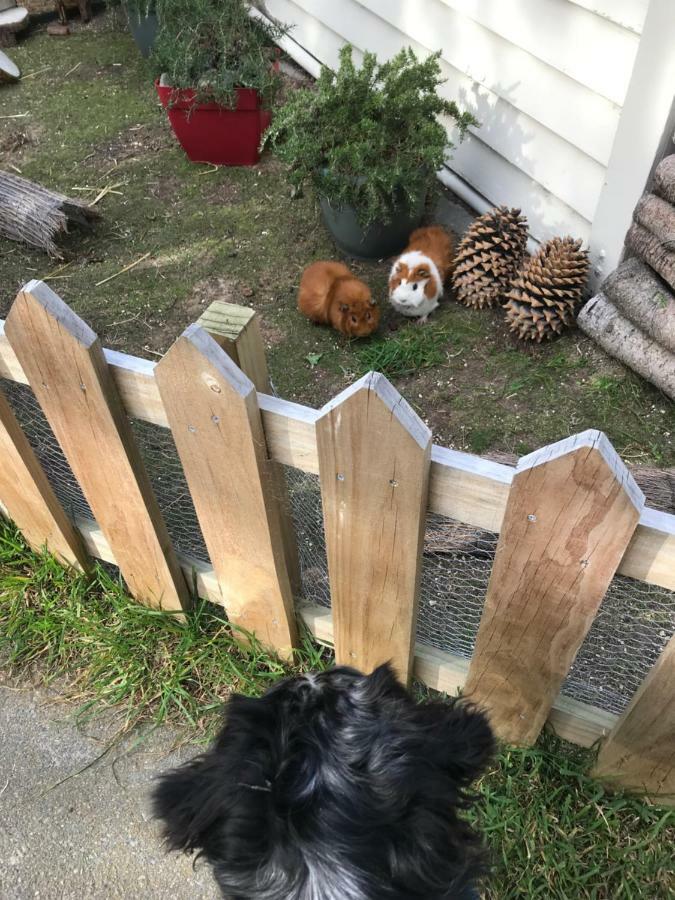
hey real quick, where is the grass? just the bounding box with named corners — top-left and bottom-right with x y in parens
top-left (1, 519), bottom-right (673, 898)
top-left (1, 14), bottom-right (674, 895)
top-left (355, 321), bottom-right (452, 378)
top-left (0, 521), bottom-right (329, 736)
top-left (1, 12), bottom-right (673, 465)
top-left (477, 740), bottom-right (674, 898)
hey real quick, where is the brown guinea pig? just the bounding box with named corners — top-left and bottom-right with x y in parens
top-left (298, 261), bottom-right (380, 338)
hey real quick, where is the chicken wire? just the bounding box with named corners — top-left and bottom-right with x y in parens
top-left (1, 376), bottom-right (674, 717)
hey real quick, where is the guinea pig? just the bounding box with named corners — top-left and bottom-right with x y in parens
top-left (388, 226), bottom-right (454, 323)
top-left (298, 261), bottom-right (380, 338)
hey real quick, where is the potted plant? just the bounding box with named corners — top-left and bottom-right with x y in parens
top-left (124, 0), bottom-right (158, 59)
top-left (264, 45), bottom-right (477, 258)
top-left (151, 0), bottom-right (286, 167)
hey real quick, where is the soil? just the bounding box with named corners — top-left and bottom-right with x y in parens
top-left (0, 10), bottom-right (673, 464)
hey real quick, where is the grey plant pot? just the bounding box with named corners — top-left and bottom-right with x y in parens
top-left (126, 6), bottom-right (158, 58)
top-left (319, 190), bottom-right (426, 260)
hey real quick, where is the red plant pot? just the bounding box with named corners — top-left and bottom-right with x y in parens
top-left (156, 81), bottom-right (272, 167)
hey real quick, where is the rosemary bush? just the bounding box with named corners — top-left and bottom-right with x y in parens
top-left (150, 0), bottom-right (286, 107)
top-left (264, 45), bottom-right (477, 225)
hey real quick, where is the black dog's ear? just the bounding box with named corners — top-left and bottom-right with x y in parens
top-left (362, 662), bottom-right (409, 701)
top-left (153, 695), bottom-right (275, 859)
top-left (415, 699), bottom-right (495, 785)
top-left (152, 755), bottom-right (227, 854)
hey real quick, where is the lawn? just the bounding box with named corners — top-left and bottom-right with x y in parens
top-left (0, 11), bottom-right (673, 463)
top-left (1, 519), bottom-right (673, 900)
top-left (1, 14), bottom-right (674, 897)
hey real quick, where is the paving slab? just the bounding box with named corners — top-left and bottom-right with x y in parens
top-left (0, 681), bottom-right (220, 899)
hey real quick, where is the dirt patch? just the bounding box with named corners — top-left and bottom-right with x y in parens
top-left (145, 172), bottom-right (182, 202)
top-left (86, 122), bottom-right (173, 167)
top-left (206, 179), bottom-right (244, 206)
top-left (250, 152), bottom-right (287, 177)
top-left (259, 320), bottom-right (285, 347)
top-left (189, 274), bottom-right (240, 307)
top-left (0, 123), bottom-right (45, 164)
top-left (129, 275), bottom-right (257, 356)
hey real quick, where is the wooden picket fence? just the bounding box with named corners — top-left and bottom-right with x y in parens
top-left (0, 280), bottom-right (673, 804)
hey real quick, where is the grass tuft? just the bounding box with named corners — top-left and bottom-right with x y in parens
top-left (1, 519), bottom-right (673, 897)
top-left (355, 322), bottom-right (452, 378)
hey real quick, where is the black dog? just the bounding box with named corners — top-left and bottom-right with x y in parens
top-left (153, 664), bottom-right (494, 899)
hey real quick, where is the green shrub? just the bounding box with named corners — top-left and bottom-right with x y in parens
top-left (150, 0), bottom-right (286, 107)
top-left (264, 44), bottom-right (477, 225)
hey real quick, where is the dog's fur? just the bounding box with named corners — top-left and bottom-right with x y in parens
top-left (388, 226), bottom-right (454, 322)
top-left (153, 664), bottom-right (494, 900)
top-left (298, 261), bottom-right (380, 337)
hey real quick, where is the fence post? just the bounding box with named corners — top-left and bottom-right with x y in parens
top-left (316, 372), bottom-right (431, 684)
top-left (0, 386), bottom-right (89, 569)
top-left (592, 634), bottom-right (674, 802)
top-left (155, 324), bottom-right (298, 659)
top-left (464, 430), bottom-right (644, 745)
top-left (197, 300), bottom-right (301, 594)
top-left (197, 300), bottom-right (270, 391)
top-left (5, 281), bottom-right (189, 611)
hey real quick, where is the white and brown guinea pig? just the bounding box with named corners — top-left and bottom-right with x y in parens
top-left (388, 226), bottom-right (454, 322)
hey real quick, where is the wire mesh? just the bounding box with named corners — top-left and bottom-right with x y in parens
top-left (130, 419), bottom-right (210, 563)
top-left (1, 375), bottom-right (674, 717)
top-left (1, 378), bottom-right (93, 522)
top-left (561, 574), bottom-right (674, 714)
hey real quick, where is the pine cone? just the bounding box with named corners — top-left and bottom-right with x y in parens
top-left (504, 237), bottom-right (590, 342)
top-left (452, 206), bottom-right (528, 309)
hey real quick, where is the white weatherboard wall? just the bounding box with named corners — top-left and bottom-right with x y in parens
top-left (262, 0), bottom-right (665, 284)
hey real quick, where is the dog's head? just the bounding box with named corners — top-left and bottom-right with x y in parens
top-left (332, 277), bottom-right (380, 337)
top-left (153, 664), bottom-right (494, 899)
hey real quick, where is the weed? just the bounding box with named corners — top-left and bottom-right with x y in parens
top-left (305, 351), bottom-right (323, 368)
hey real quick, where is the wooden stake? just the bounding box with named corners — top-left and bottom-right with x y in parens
top-left (316, 372), bottom-right (431, 684)
top-left (0, 385), bottom-right (89, 569)
top-left (464, 430), bottom-right (644, 745)
top-left (593, 634), bottom-right (675, 804)
top-left (5, 281), bottom-right (189, 611)
top-left (197, 300), bottom-right (270, 392)
top-left (155, 325), bottom-right (298, 658)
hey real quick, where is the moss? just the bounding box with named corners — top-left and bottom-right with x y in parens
top-left (1, 16), bottom-right (673, 464)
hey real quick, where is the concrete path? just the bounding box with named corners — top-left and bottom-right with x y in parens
top-left (0, 679), bottom-right (220, 899)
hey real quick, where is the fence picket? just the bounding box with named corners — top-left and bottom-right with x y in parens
top-left (197, 300), bottom-right (301, 595)
top-left (464, 430), bottom-right (644, 745)
top-left (592, 634), bottom-right (675, 802)
top-left (5, 281), bottom-right (189, 611)
top-left (316, 372), bottom-right (431, 683)
top-left (155, 324), bottom-right (298, 658)
top-left (0, 386), bottom-right (89, 569)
